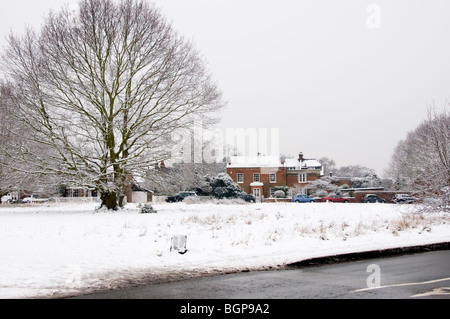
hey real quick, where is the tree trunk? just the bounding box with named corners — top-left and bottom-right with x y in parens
top-left (100, 191), bottom-right (118, 210)
top-left (118, 194), bottom-right (125, 208)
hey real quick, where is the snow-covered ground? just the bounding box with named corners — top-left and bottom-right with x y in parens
top-left (0, 201), bottom-right (449, 299)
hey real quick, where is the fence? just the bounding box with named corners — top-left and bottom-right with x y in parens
top-left (50, 197), bottom-right (101, 204)
top-left (152, 196), bottom-right (168, 204)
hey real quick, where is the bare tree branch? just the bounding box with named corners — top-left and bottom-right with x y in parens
top-left (387, 103), bottom-right (450, 212)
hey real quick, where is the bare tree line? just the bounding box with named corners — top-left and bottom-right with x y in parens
top-left (387, 105), bottom-right (449, 212)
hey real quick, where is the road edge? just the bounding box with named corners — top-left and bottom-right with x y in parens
top-left (63, 242), bottom-right (450, 299)
top-left (285, 242), bottom-right (450, 269)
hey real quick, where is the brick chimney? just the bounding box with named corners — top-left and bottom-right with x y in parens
top-left (298, 152), bottom-right (304, 162)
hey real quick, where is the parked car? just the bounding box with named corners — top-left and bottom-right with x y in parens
top-left (21, 197), bottom-right (34, 203)
top-left (291, 194), bottom-right (315, 203)
top-left (166, 191), bottom-right (197, 203)
top-left (1, 195), bottom-right (13, 204)
top-left (322, 195), bottom-right (350, 203)
top-left (239, 194), bottom-right (256, 203)
top-left (361, 194), bottom-right (386, 203)
top-left (392, 194), bottom-right (416, 204)
top-left (21, 196), bottom-right (49, 203)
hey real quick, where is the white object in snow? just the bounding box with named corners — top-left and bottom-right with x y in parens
top-left (170, 235), bottom-right (187, 254)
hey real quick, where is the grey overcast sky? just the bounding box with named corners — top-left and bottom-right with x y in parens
top-left (1, 0), bottom-right (450, 176)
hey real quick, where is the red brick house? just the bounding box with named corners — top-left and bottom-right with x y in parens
top-left (226, 153), bottom-right (323, 201)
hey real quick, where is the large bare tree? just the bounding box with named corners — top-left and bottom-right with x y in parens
top-left (1, 0), bottom-right (224, 209)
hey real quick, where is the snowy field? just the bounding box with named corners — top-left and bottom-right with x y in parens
top-left (0, 201), bottom-right (449, 299)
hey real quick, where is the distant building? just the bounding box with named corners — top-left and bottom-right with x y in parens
top-left (124, 183), bottom-right (153, 203)
top-left (65, 178), bottom-right (153, 203)
top-left (226, 152), bottom-right (323, 201)
top-left (65, 186), bottom-right (98, 198)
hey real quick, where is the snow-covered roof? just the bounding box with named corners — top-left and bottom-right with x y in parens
top-left (226, 155), bottom-right (280, 168)
top-left (227, 155), bottom-right (322, 170)
top-left (284, 158), bottom-right (322, 169)
top-left (250, 182), bottom-right (264, 187)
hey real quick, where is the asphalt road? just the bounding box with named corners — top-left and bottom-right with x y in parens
top-left (73, 249), bottom-right (450, 299)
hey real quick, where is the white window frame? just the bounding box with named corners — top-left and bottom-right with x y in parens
top-left (298, 173), bottom-right (307, 183)
top-left (269, 172), bottom-right (276, 183)
top-left (237, 173), bottom-right (244, 184)
top-left (253, 173), bottom-right (260, 182)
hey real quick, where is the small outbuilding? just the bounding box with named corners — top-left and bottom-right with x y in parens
top-left (125, 183), bottom-right (153, 203)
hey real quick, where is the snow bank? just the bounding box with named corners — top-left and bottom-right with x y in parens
top-left (0, 202), bottom-right (449, 299)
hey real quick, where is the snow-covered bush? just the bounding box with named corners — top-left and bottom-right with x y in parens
top-left (349, 178), bottom-right (364, 189)
top-left (274, 190), bottom-right (286, 198)
top-left (315, 190), bottom-right (329, 198)
top-left (139, 203), bottom-right (157, 214)
top-left (306, 178), bottom-right (338, 198)
top-left (209, 173), bottom-right (242, 199)
top-left (272, 186), bottom-right (288, 198)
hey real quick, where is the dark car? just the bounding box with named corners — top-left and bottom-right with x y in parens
top-left (166, 191), bottom-right (197, 203)
top-left (392, 194), bottom-right (416, 204)
top-left (239, 194), bottom-right (256, 203)
top-left (361, 194), bottom-right (386, 203)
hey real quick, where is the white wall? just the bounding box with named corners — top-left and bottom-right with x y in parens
top-left (131, 191), bottom-right (148, 203)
